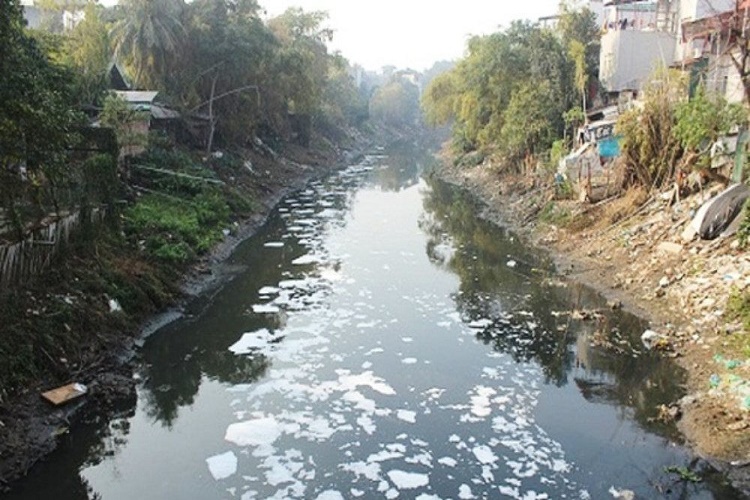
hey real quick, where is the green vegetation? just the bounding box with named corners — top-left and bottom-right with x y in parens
top-left (664, 466), bottom-right (702, 483)
top-left (421, 4), bottom-right (599, 168)
top-left (124, 191), bottom-right (229, 263)
top-left (728, 288), bottom-right (750, 336)
top-left (370, 78), bottom-right (421, 127)
top-left (616, 69), bottom-right (686, 190)
top-left (0, 0), bottom-right (389, 400)
top-left (0, 0), bottom-right (83, 239)
top-left (616, 69), bottom-right (748, 191)
top-left (538, 201), bottom-right (571, 226)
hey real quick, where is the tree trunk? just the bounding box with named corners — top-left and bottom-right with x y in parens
top-left (206, 73), bottom-right (219, 156)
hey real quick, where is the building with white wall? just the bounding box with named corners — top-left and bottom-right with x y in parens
top-left (599, 0), bottom-right (741, 96)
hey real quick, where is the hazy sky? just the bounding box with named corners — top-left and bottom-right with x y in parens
top-left (262, 0), bottom-right (560, 70)
top-left (98, 0), bottom-right (561, 71)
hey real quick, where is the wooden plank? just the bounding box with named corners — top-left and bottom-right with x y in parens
top-left (41, 383), bottom-right (88, 406)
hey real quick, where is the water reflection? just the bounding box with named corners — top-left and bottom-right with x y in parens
top-left (419, 177), bottom-right (686, 439)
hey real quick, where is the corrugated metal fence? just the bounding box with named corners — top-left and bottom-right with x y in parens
top-left (0, 208), bottom-right (106, 290)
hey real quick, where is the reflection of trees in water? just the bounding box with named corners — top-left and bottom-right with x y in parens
top-left (420, 177), bottom-right (688, 435)
top-left (370, 141), bottom-right (440, 192)
top-left (141, 348), bottom-right (270, 427)
top-left (4, 400), bottom-right (136, 500)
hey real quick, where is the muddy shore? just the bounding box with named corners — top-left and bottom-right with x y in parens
top-left (435, 159), bottom-right (750, 495)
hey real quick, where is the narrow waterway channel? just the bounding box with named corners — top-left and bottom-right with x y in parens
top-left (6, 145), bottom-right (741, 499)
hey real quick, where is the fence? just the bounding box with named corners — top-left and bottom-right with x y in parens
top-left (0, 207), bottom-right (107, 291)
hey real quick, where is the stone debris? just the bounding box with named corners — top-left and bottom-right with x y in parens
top-left (657, 242), bottom-right (683, 255)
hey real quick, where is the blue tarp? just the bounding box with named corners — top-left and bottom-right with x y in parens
top-left (598, 136), bottom-right (621, 158)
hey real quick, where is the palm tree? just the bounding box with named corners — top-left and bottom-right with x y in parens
top-left (111, 0), bottom-right (186, 90)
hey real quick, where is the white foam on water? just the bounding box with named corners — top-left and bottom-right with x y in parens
top-left (315, 491), bottom-right (344, 500)
top-left (357, 415), bottom-right (376, 434)
top-left (468, 319), bottom-right (493, 329)
top-left (387, 470), bottom-right (429, 489)
top-left (341, 461), bottom-right (382, 481)
top-left (252, 304), bottom-right (281, 314)
top-left (335, 371), bottom-right (396, 396)
top-left (259, 286), bottom-right (280, 295)
top-left (206, 451), bottom-right (238, 480)
top-left (469, 386), bottom-right (496, 418)
top-left (437, 457), bottom-right (457, 467)
top-left (264, 242), bottom-right (285, 248)
top-left (292, 254), bottom-right (322, 265)
top-left (229, 329), bottom-right (280, 354)
top-left (472, 445), bottom-right (498, 465)
top-left (458, 484), bottom-right (474, 499)
top-left (318, 209), bottom-right (339, 218)
top-left (405, 452), bottom-right (432, 467)
top-left (367, 450), bottom-right (404, 463)
top-left (356, 320), bottom-right (379, 329)
top-left (396, 410), bottom-right (417, 423)
top-left (225, 417), bottom-right (285, 448)
top-left (401, 358), bottom-right (418, 365)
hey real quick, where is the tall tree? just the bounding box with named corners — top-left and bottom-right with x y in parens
top-left (111, 0), bottom-right (186, 90)
top-left (0, 0), bottom-right (81, 238)
top-left (64, 2), bottom-right (111, 105)
top-left (268, 8), bottom-right (332, 116)
top-left (557, 2), bottom-right (600, 85)
top-left (370, 77), bottom-right (420, 127)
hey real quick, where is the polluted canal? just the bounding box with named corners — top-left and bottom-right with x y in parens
top-left (6, 146), bottom-right (741, 499)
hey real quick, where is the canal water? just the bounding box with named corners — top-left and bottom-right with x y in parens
top-left (6, 145), bottom-right (741, 499)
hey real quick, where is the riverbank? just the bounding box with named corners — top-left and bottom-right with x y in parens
top-left (0, 125), bottom-right (394, 489)
top-left (436, 155), bottom-right (750, 495)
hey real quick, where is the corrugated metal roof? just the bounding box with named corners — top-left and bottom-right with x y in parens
top-left (151, 104), bottom-right (181, 120)
top-left (114, 91), bottom-right (158, 103)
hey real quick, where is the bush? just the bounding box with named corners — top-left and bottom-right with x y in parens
top-left (673, 88), bottom-right (746, 169)
top-left (616, 68), bottom-right (685, 190)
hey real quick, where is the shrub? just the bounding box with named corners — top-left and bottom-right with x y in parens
top-left (673, 88), bottom-right (746, 169)
top-left (616, 68), bottom-right (686, 190)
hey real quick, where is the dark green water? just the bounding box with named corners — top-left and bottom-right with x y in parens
top-left (5, 145), bottom-right (741, 499)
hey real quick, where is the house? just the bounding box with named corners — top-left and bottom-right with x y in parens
top-left (599, 0), bottom-right (736, 95)
top-left (108, 62), bottom-right (133, 92)
top-left (599, 0), bottom-right (678, 94)
top-left (62, 9), bottom-right (85, 31)
top-left (681, 2), bottom-right (749, 103)
top-left (20, 1), bottom-right (42, 29)
top-left (21, 0), bottom-right (86, 32)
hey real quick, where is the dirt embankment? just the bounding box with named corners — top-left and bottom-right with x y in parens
top-left (0, 130), bottom-right (379, 491)
top-left (437, 157), bottom-right (750, 494)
